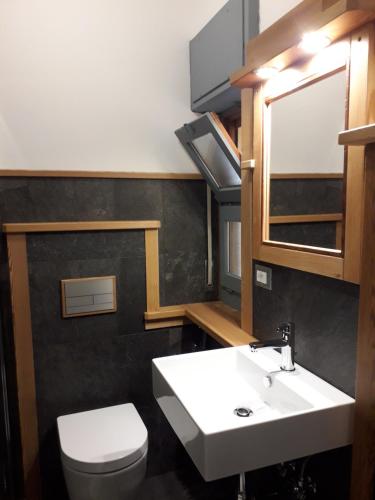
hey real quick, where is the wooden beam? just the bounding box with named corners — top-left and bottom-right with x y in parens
top-left (185, 302), bottom-right (256, 347)
top-left (269, 213), bottom-right (343, 224)
top-left (0, 169), bottom-right (202, 180)
top-left (339, 123), bottom-right (375, 145)
top-left (343, 23), bottom-right (375, 283)
top-left (231, 0), bottom-right (375, 89)
top-left (240, 89), bottom-right (254, 335)
top-left (6, 234), bottom-right (41, 500)
top-left (3, 220), bottom-right (160, 234)
top-left (336, 221), bottom-right (343, 250)
top-left (350, 142), bottom-right (375, 500)
top-left (145, 229), bottom-right (160, 312)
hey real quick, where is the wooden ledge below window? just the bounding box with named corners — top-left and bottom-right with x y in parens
top-left (145, 301), bottom-right (257, 347)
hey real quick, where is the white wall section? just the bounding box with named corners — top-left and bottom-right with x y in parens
top-left (0, 0), bottom-right (227, 172)
top-left (260, 0), bottom-right (302, 32)
top-left (0, 0), bottom-right (305, 173)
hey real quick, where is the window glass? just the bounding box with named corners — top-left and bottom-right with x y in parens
top-left (192, 133), bottom-right (241, 188)
top-left (228, 221), bottom-right (241, 277)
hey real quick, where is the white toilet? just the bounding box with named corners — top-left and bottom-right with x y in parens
top-left (57, 403), bottom-right (148, 500)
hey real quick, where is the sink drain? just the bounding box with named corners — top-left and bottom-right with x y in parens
top-left (234, 407), bottom-right (253, 417)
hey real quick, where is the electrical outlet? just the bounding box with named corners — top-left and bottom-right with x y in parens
top-left (255, 264), bottom-right (272, 290)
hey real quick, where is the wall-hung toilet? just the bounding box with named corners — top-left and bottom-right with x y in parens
top-left (57, 403), bottom-right (148, 500)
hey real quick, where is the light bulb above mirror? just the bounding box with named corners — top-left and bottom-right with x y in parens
top-left (300, 32), bottom-right (331, 54)
top-left (255, 66), bottom-right (279, 81)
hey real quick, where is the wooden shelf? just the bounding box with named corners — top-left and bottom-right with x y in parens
top-left (185, 301), bottom-right (256, 347)
top-left (339, 124), bottom-right (375, 146)
top-left (2, 220), bottom-right (161, 233)
top-left (145, 301), bottom-right (257, 346)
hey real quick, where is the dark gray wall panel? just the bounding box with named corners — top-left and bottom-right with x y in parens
top-left (190, 0), bottom-right (244, 103)
top-left (0, 177), bottom-right (226, 500)
top-left (190, 0), bottom-right (259, 112)
top-left (270, 178), bottom-right (343, 216)
top-left (253, 261), bottom-right (358, 397)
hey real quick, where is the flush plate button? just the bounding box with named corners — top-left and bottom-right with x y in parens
top-left (61, 276), bottom-right (117, 318)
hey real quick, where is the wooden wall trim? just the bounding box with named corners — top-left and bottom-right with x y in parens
top-left (350, 142), bottom-right (375, 500)
top-left (145, 229), bottom-right (160, 312)
top-left (144, 305), bottom-right (187, 321)
top-left (6, 234), bottom-right (41, 500)
top-left (3, 220), bottom-right (160, 234)
top-left (0, 169), bottom-right (202, 180)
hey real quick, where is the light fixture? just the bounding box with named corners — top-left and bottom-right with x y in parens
top-left (255, 66), bottom-right (279, 80)
top-left (300, 32), bottom-right (331, 54)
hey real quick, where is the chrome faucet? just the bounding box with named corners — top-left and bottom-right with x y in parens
top-left (249, 322), bottom-right (295, 372)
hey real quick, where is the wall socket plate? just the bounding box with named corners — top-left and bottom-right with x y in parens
top-left (255, 264), bottom-right (272, 290)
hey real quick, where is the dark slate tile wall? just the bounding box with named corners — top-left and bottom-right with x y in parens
top-left (270, 178), bottom-right (343, 215)
top-left (253, 261), bottom-right (359, 397)
top-left (251, 262), bottom-right (358, 500)
top-left (269, 178), bottom-right (343, 249)
top-left (0, 177), bottom-right (359, 500)
top-left (269, 221), bottom-right (337, 249)
top-left (0, 177), bottom-right (218, 308)
top-left (0, 177), bottom-right (240, 500)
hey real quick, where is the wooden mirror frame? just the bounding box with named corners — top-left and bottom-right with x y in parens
top-left (253, 25), bottom-right (375, 283)
top-left (261, 46), bottom-right (348, 257)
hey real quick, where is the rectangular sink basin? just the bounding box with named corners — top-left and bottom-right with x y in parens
top-left (152, 346), bottom-right (354, 481)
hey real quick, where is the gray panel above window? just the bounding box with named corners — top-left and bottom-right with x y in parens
top-left (190, 0), bottom-right (259, 113)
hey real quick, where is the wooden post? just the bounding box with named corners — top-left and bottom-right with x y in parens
top-left (350, 142), bottom-right (375, 500)
top-left (145, 228), bottom-right (160, 312)
top-left (240, 88), bottom-right (254, 335)
top-left (7, 234), bottom-right (41, 500)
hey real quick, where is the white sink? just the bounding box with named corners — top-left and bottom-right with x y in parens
top-left (152, 346), bottom-right (354, 481)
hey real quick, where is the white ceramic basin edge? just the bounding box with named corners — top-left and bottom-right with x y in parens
top-left (152, 346), bottom-right (354, 481)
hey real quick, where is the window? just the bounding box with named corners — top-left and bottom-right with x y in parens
top-left (220, 205), bottom-right (241, 294)
top-left (175, 113), bottom-right (241, 203)
top-left (228, 221), bottom-right (241, 278)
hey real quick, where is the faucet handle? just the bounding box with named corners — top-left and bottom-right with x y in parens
top-left (276, 322), bottom-right (295, 344)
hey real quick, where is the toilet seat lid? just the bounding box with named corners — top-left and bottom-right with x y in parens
top-left (57, 403), bottom-right (148, 474)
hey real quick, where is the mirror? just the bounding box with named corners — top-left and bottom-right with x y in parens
top-left (265, 70), bottom-right (347, 251)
